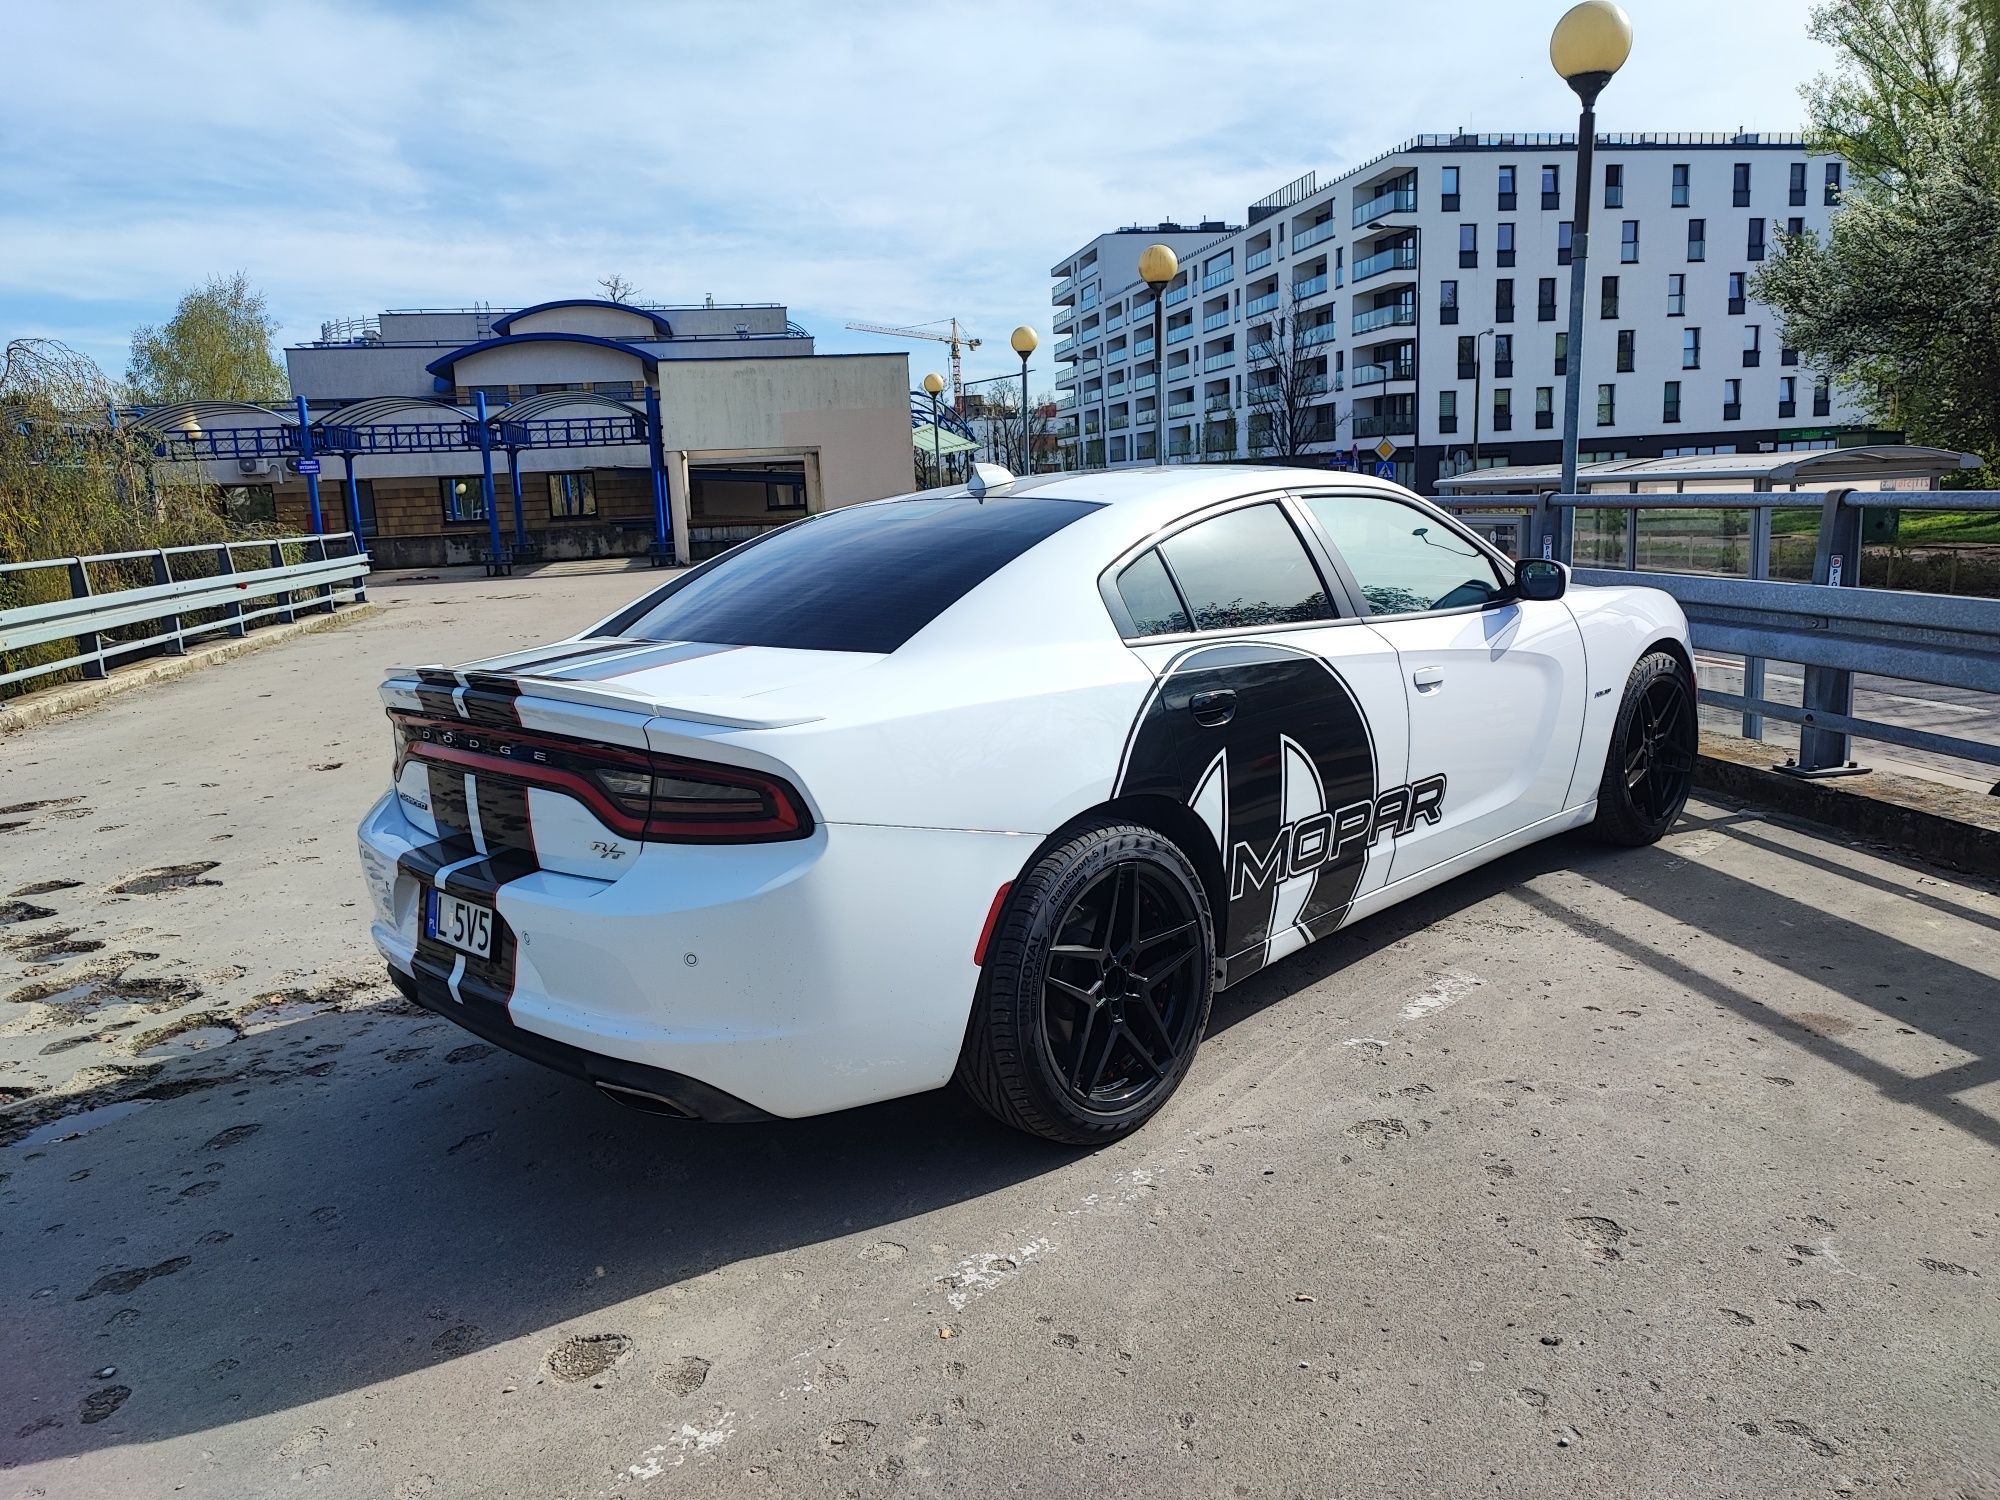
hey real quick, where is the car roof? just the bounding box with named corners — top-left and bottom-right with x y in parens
top-left (963, 463), bottom-right (1413, 511)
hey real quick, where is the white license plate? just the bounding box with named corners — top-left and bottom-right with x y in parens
top-left (427, 890), bottom-right (494, 959)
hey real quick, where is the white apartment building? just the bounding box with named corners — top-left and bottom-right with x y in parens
top-left (1051, 133), bottom-right (1881, 493)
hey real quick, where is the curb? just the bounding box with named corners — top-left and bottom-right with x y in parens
top-left (1697, 734), bottom-right (2000, 879)
top-left (0, 604), bottom-right (380, 735)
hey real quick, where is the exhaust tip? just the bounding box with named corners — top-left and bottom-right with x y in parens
top-left (594, 1080), bottom-right (698, 1119)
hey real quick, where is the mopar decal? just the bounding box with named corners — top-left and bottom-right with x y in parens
top-left (1115, 641), bottom-right (1379, 986)
top-left (1230, 775), bottom-right (1446, 899)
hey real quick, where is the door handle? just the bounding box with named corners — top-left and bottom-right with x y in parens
top-left (1411, 666), bottom-right (1445, 691)
top-left (1188, 689), bottom-right (1237, 726)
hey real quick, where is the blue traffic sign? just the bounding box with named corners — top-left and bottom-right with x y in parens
top-left (1373, 460), bottom-right (1396, 479)
top-left (295, 457), bottom-right (321, 475)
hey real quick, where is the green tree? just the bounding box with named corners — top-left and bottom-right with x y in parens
top-left (127, 272), bottom-right (288, 405)
top-left (1753, 0), bottom-right (1999, 477)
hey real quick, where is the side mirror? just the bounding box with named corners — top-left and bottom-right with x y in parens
top-left (1514, 558), bottom-right (1567, 602)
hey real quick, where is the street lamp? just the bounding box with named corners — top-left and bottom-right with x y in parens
top-left (1010, 326), bottom-right (1038, 474)
top-left (1471, 326), bottom-right (1495, 472)
top-left (922, 370), bottom-right (945, 485)
top-left (1550, 0), bottom-right (1632, 560)
top-left (1138, 243), bottom-right (1179, 466)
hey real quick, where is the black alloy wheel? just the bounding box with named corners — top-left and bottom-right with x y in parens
top-left (1040, 861), bottom-right (1205, 1111)
top-left (1594, 650), bottom-right (1698, 846)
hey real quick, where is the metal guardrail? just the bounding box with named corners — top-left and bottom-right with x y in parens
top-left (0, 533), bottom-right (370, 693)
top-left (1438, 488), bottom-right (2000, 777)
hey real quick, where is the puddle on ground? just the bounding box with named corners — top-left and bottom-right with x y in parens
top-left (13, 1099), bottom-right (155, 1150)
top-left (135, 1025), bottom-right (237, 1060)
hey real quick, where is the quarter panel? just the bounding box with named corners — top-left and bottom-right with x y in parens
top-left (1559, 585), bottom-right (1694, 809)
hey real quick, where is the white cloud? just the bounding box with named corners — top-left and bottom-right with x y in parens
top-left (2, 0), bottom-right (1828, 384)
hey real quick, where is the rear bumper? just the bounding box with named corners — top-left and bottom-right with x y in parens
top-left (385, 964), bottom-right (772, 1121)
top-left (358, 792), bottom-right (1032, 1119)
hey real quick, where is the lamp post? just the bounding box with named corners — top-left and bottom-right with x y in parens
top-left (921, 370), bottom-right (945, 485)
top-left (1137, 243), bottom-right (1179, 466)
top-left (1010, 327), bottom-right (1038, 473)
top-left (1549, 0), bottom-right (1632, 561)
top-left (1471, 326), bottom-right (1495, 472)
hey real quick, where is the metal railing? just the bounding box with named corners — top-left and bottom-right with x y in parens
top-left (1293, 219), bottom-right (1341, 252)
top-left (1, 534), bottom-right (370, 694)
top-left (1436, 488), bottom-right (2000, 775)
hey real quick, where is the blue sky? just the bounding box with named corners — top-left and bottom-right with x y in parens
top-left (3, 0), bottom-right (1830, 393)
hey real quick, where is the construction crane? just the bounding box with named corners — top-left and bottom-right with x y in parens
top-left (845, 318), bottom-right (980, 409)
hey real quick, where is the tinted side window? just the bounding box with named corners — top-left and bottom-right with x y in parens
top-left (1157, 503), bottom-right (1333, 632)
top-left (1304, 495), bottom-right (1506, 615)
top-left (603, 496), bottom-right (1099, 654)
top-left (1115, 549), bottom-right (1191, 636)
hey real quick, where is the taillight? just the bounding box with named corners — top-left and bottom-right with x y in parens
top-left (390, 713), bottom-right (812, 843)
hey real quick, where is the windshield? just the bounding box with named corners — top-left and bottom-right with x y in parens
top-left (599, 496), bottom-right (1101, 654)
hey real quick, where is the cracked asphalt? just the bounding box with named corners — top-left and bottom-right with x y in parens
top-left (2, 564), bottom-right (1996, 1499)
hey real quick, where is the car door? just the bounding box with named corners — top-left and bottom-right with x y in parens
top-left (1292, 489), bottom-right (1586, 885)
top-left (1100, 497), bottom-right (1411, 985)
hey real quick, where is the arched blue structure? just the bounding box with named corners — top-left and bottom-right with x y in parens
top-left (424, 332), bottom-right (661, 393)
top-left (490, 299), bottom-right (674, 337)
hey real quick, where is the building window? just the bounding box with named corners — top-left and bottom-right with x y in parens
top-left (1748, 217), bottom-right (1767, 261)
top-left (1684, 327), bottom-right (1702, 369)
top-left (1493, 386), bottom-right (1512, 431)
top-left (1457, 335), bottom-right (1478, 380)
top-left (1667, 273), bottom-right (1686, 316)
top-left (1825, 161), bottom-right (1843, 204)
top-left (1535, 385), bottom-right (1554, 429)
top-left (469, 385), bottom-right (510, 408)
top-left (1494, 333), bottom-right (1514, 377)
top-left (1538, 277), bottom-right (1557, 322)
top-left (1597, 383), bottom-right (1615, 426)
top-left (1671, 163), bottom-right (1691, 207)
top-left (1781, 341), bottom-right (1799, 367)
top-left (547, 471), bottom-right (598, 519)
top-left (1688, 219), bottom-right (1707, 261)
top-left (1786, 215), bottom-right (1805, 240)
top-left (1459, 223), bottom-right (1478, 267)
top-left (1813, 377), bottom-right (1832, 416)
top-left (1779, 375), bottom-right (1797, 417)
top-left (1438, 389), bottom-right (1458, 433)
top-left (1334, 248), bottom-right (1344, 286)
top-left (1441, 165), bottom-right (1460, 211)
top-left (1603, 163), bottom-right (1623, 208)
top-left (1663, 380), bottom-right (1681, 423)
top-left (1732, 161), bottom-right (1752, 207)
top-left (1790, 161), bottom-right (1808, 205)
top-left (440, 477), bottom-right (487, 522)
top-left (1498, 222), bottom-right (1516, 267)
top-left (1620, 220), bottom-right (1639, 263)
top-left (1498, 165), bottom-right (1517, 210)
top-left (1495, 278), bottom-right (1515, 323)
top-left (1554, 332), bottom-right (1568, 377)
top-left (1723, 378), bottom-right (1742, 420)
top-left (1440, 279), bottom-right (1460, 324)
top-left (219, 485), bottom-right (276, 525)
top-left (1743, 324), bottom-right (1762, 367)
top-left (767, 477), bottom-right (807, 511)
top-left (1600, 275), bottom-right (1619, 319)
top-left (1727, 271), bottom-right (1746, 314)
top-left (1540, 163), bottom-right (1561, 209)
top-left (1557, 221), bottom-right (1573, 266)
top-left (1616, 329), bottom-right (1635, 373)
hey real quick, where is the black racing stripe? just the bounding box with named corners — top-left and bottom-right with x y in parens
top-left (456, 679), bottom-right (524, 729)
top-left (413, 668), bottom-right (462, 720)
top-left (476, 639), bottom-right (647, 675)
top-left (529, 641), bottom-right (739, 682)
top-left (424, 762), bottom-right (473, 843)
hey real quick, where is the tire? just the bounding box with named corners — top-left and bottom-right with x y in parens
top-left (955, 819), bottom-right (1215, 1146)
top-left (1592, 650), bottom-right (1698, 847)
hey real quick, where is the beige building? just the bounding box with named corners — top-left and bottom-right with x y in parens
top-left (139, 296), bottom-right (911, 569)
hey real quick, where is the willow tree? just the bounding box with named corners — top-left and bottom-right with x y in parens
top-left (127, 271), bottom-right (288, 406)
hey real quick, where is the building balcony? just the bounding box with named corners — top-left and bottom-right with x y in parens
top-left (1164, 283), bottom-right (1191, 307)
top-left (1351, 359), bottom-right (1414, 387)
top-left (1132, 336), bottom-right (1156, 357)
top-left (1293, 272), bottom-right (1330, 301)
top-left (1352, 186), bottom-right (1417, 227)
top-left (1351, 413), bottom-right (1415, 438)
top-left (1054, 337), bottom-right (1076, 360)
top-left (1352, 303), bottom-right (1416, 335)
top-left (1133, 372), bottom-right (1157, 392)
top-left (1110, 414), bottom-right (1130, 430)
top-left (1246, 246), bottom-right (1274, 273)
top-left (1166, 324), bottom-right (1195, 345)
top-left (1299, 323), bottom-right (1339, 347)
top-left (1293, 219), bottom-right (1340, 253)
top-left (1202, 309), bottom-right (1231, 333)
top-left (1054, 276), bottom-right (1076, 304)
top-left (1201, 265), bottom-right (1236, 292)
top-left (1053, 306), bottom-right (1075, 333)
top-left (1353, 244), bottom-right (1417, 283)
top-left (1104, 312), bottom-right (1125, 333)
top-left (1245, 290), bottom-right (1280, 318)
top-left (1203, 351), bottom-right (1237, 372)
top-left (1080, 357), bottom-right (1102, 375)
top-left (1167, 400), bottom-right (1197, 419)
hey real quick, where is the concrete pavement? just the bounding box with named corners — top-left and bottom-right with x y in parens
top-left (2, 565), bottom-right (1996, 1499)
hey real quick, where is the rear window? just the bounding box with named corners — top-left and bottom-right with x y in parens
top-left (601, 496), bottom-right (1100, 654)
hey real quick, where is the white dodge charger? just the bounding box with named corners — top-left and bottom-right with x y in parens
top-left (357, 465), bottom-right (1695, 1143)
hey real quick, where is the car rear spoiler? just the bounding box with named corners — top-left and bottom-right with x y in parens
top-left (381, 667), bottom-right (823, 731)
